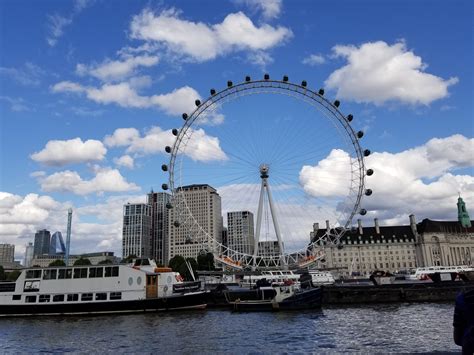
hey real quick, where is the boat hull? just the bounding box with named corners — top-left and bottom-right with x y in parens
top-left (0, 292), bottom-right (207, 317)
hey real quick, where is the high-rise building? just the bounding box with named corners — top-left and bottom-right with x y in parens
top-left (24, 242), bottom-right (34, 267)
top-left (0, 243), bottom-right (15, 266)
top-left (122, 203), bottom-right (152, 259)
top-left (34, 229), bottom-right (51, 257)
top-left (227, 211), bottom-right (255, 255)
top-left (168, 184), bottom-right (223, 261)
top-left (50, 231), bottom-right (66, 255)
top-left (257, 240), bottom-right (281, 258)
top-left (147, 191), bottom-right (171, 265)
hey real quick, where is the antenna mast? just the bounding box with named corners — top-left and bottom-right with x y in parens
top-left (65, 208), bottom-right (73, 266)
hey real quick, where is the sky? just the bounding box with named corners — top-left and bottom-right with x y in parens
top-left (0, 0), bottom-right (473, 261)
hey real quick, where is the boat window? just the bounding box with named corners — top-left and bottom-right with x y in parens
top-left (39, 295), bottom-right (51, 303)
top-left (25, 270), bottom-right (42, 279)
top-left (95, 293), bottom-right (107, 301)
top-left (43, 269), bottom-right (57, 280)
top-left (74, 268), bottom-right (88, 279)
top-left (12, 295), bottom-right (21, 301)
top-left (24, 280), bottom-right (40, 292)
top-left (53, 295), bottom-right (65, 302)
top-left (110, 292), bottom-right (122, 300)
top-left (112, 266), bottom-right (119, 277)
top-left (25, 295), bottom-right (37, 303)
top-left (105, 267), bottom-right (112, 277)
top-left (96, 267), bottom-right (103, 278)
top-left (67, 294), bottom-right (79, 302)
top-left (58, 268), bottom-right (72, 279)
top-left (81, 293), bottom-right (93, 301)
top-left (89, 268), bottom-right (97, 278)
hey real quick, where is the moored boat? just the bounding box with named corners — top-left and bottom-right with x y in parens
top-left (0, 259), bottom-right (207, 317)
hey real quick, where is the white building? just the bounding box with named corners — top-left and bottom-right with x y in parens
top-left (227, 211), bottom-right (255, 255)
top-left (0, 243), bottom-right (15, 266)
top-left (24, 242), bottom-right (34, 267)
top-left (122, 203), bottom-right (152, 259)
top-left (168, 184), bottom-right (223, 261)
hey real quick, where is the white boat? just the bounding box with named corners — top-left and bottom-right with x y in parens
top-left (308, 270), bottom-right (336, 285)
top-left (414, 265), bottom-right (474, 278)
top-left (241, 270), bottom-right (300, 288)
top-left (0, 259), bottom-right (207, 317)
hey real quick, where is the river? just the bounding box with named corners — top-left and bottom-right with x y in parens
top-left (0, 303), bottom-right (458, 353)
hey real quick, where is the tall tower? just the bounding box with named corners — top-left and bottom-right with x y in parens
top-left (24, 242), bottom-right (34, 267)
top-left (33, 229), bottom-right (51, 257)
top-left (458, 196), bottom-right (472, 228)
top-left (227, 211), bottom-right (255, 256)
top-left (147, 191), bottom-right (171, 265)
top-left (122, 203), bottom-right (152, 258)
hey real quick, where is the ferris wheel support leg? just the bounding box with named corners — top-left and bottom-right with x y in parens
top-left (265, 180), bottom-right (287, 269)
top-left (253, 179), bottom-right (265, 270)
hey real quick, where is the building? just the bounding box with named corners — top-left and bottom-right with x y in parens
top-left (257, 240), bottom-right (281, 258)
top-left (0, 243), bottom-right (15, 266)
top-left (311, 197), bottom-right (474, 276)
top-left (147, 191), bottom-right (171, 265)
top-left (168, 184), bottom-right (223, 261)
top-left (33, 229), bottom-right (51, 257)
top-left (122, 203), bottom-right (152, 259)
top-left (24, 242), bottom-right (34, 267)
top-left (30, 252), bottom-right (117, 267)
top-left (50, 231), bottom-right (66, 255)
top-left (227, 211), bottom-right (255, 255)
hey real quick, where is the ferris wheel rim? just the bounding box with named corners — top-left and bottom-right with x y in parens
top-left (165, 76), bottom-right (369, 270)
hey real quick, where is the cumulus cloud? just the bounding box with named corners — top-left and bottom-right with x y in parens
top-left (52, 80), bottom-right (199, 116)
top-left (104, 128), bottom-right (140, 147)
top-left (76, 55), bottom-right (159, 81)
top-left (325, 41), bottom-right (458, 105)
top-left (302, 54), bottom-right (325, 66)
top-left (113, 155), bottom-right (134, 169)
top-left (30, 138), bottom-right (107, 166)
top-left (37, 168), bottom-right (140, 195)
top-left (129, 8), bottom-right (292, 62)
top-left (0, 62), bottom-right (46, 87)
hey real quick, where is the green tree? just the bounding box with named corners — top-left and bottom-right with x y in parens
top-left (73, 257), bottom-right (92, 266)
top-left (49, 259), bottom-right (66, 267)
top-left (168, 255), bottom-right (185, 272)
top-left (6, 270), bottom-right (21, 281)
top-left (0, 265), bottom-right (5, 280)
top-left (98, 259), bottom-right (113, 265)
top-left (197, 252), bottom-right (215, 271)
top-left (121, 254), bottom-right (138, 264)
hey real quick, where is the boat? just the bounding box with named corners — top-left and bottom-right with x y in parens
top-left (0, 259), bottom-right (207, 317)
top-left (240, 270), bottom-right (301, 288)
top-left (224, 281), bottom-right (322, 311)
top-left (307, 270), bottom-right (336, 285)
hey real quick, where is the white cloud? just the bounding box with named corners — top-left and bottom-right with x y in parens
top-left (235, 0), bottom-right (283, 20)
top-left (0, 62), bottom-right (46, 86)
top-left (31, 138), bottom-right (107, 166)
top-left (325, 40), bottom-right (458, 105)
top-left (129, 8), bottom-right (292, 62)
top-left (76, 55), bottom-right (159, 81)
top-left (37, 168), bottom-right (140, 195)
top-left (104, 128), bottom-right (140, 147)
top-left (302, 54), bottom-right (325, 66)
top-left (113, 155), bottom-right (134, 169)
top-left (0, 96), bottom-right (31, 112)
top-left (52, 80), bottom-right (199, 116)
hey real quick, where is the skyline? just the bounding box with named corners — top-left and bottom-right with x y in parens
top-left (1, 0), bottom-right (473, 260)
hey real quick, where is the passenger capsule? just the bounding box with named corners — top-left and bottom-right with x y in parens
top-left (195, 99), bottom-right (201, 107)
top-left (165, 146), bottom-right (171, 153)
top-left (301, 80), bottom-right (307, 87)
top-left (283, 75), bottom-right (289, 82)
top-left (172, 129), bottom-right (178, 136)
top-left (347, 114), bottom-right (353, 122)
top-left (245, 75), bottom-right (251, 82)
top-left (365, 189), bottom-right (372, 196)
top-left (227, 80), bottom-right (233, 87)
top-left (182, 113), bottom-right (188, 120)
top-left (162, 183), bottom-right (168, 190)
top-left (337, 244), bottom-right (344, 250)
top-left (161, 164), bottom-right (168, 172)
top-left (318, 89), bottom-right (325, 96)
top-left (363, 149), bottom-right (371, 157)
top-left (210, 89), bottom-right (216, 96)
top-left (366, 169), bottom-right (374, 176)
top-left (360, 208), bottom-right (367, 215)
top-left (334, 100), bottom-right (340, 107)
top-left (357, 131), bottom-right (364, 139)
top-left (166, 202), bottom-right (173, 209)
top-left (173, 221), bottom-right (180, 227)
top-left (264, 73), bottom-right (270, 80)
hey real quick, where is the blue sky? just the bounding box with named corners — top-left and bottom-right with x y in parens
top-left (0, 0), bottom-right (473, 260)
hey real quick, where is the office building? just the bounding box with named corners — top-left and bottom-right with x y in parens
top-left (0, 243), bottom-right (15, 266)
top-left (168, 184), bottom-right (223, 261)
top-left (122, 203), bottom-right (152, 259)
top-left (33, 229), bottom-right (51, 257)
top-left (24, 242), bottom-right (34, 267)
top-left (227, 211), bottom-right (255, 255)
top-left (147, 191), bottom-right (171, 265)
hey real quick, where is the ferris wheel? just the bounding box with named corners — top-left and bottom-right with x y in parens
top-left (161, 74), bottom-right (373, 270)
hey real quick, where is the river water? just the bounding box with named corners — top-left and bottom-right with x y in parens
top-left (0, 303), bottom-right (458, 353)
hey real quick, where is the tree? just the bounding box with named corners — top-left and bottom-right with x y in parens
top-left (168, 255), bottom-right (185, 272)
top-left (0, 265), bottom-right (5, 280)
top-left (121, 254), bottom-right (137, 264)
top-left (49, 259), bottom-right (66, 267)
top-left (73, 257), bottom-right (91, 266)
top-left (197, 252), bottom-right (215, 271)
top-left (98, 259), bottom-right (113, 265)
top-left (6, 270), bottom-right (21, 281)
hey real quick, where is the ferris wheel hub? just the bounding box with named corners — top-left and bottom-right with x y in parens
top-left (259, 164), bottom-right (270, 178)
